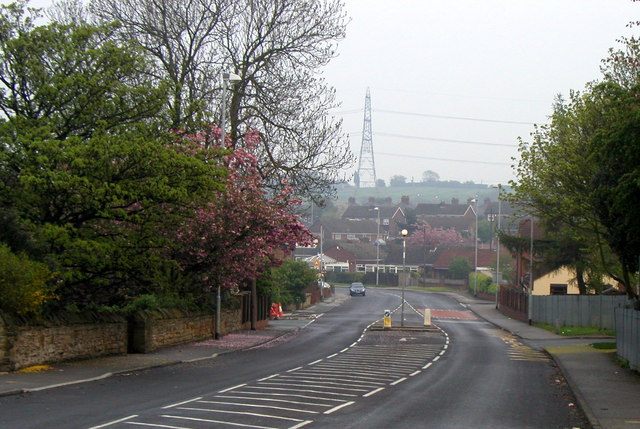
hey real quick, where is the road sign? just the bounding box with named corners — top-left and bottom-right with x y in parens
top-left (384, 309), bottom-right (391, 328)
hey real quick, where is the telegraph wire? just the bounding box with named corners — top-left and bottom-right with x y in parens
top-left (375, 132), bottom-right (517, 148)
top-left (330, 107), bottom-right (537, 125)
top-left (345, 130), bottom-right (519, 148)
top-left (376, 151), bottom-right (511, 166)
top-left (374, 109), bottom-right (536, 125)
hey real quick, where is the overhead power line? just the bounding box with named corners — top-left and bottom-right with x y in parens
top-left (376, 151), bottom-right (512, 166)
top-left (375, 132), bottom-right (517, 148)
top-left (374, 109), bottom-right (536, 125)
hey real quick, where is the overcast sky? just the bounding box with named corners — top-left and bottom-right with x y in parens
top-left (10, 0), bottom-right (640, 187)
top-left (323, 0), bottom-right (638, 186)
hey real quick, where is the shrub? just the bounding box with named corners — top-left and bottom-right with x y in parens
top-left (449, 256), bottom-right (472, 279)
top-left (0, 244), bottom-right (56, 315)
top-left (468, 272), bottom-right (493, 294)
top-left (325, 271), bottom-right (365, 284)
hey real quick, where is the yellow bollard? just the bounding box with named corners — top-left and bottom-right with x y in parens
top-left (423, 308), bottom-right (432, 327)
top-left (383, 309), bottom-right (391, 328)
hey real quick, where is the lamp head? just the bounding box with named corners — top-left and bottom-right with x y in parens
top-left (223, 72), bottom-right (242, 83)
top-left (401, 229), bottom-right (408, 237)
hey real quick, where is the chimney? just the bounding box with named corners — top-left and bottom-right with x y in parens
top-left (451, 198), bottom-right (459, 205)
top-left (401, 195), bottom-right (410, 205)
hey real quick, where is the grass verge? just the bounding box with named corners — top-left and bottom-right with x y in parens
top-left (536, 323), bottom-right (615, 337)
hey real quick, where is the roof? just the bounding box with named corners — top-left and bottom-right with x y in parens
top-left (333, 242), bottom-right (386, 261)
top-left (309, 219), bottom-right (378, 235)
top-left (384, 244), bottom-right (428, 266)
top-left (324, 246), bottom-right (357, 263)
top-left (431, 248), bottom-right (496, 270)
top-left (414, 203), bottom-right (474, 217)
top-left (341, 205), bottom-right (404, 221)
top-left (419, 216), bottom-right (474, 231)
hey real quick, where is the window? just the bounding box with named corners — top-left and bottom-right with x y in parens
top-left (550, 284), bottom-right (567, 295)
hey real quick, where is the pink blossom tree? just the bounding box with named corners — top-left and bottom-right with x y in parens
top-left (168, 127), bottom-right (312, 295)
top-left (407, 223), bottom-right (463, 250)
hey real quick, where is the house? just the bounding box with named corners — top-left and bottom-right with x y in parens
top-left (414, 200), bottom-right (477, 244)
top-left (341, 205), bottom-right (406, 238)
top-left (427, 248), bottom-right (496, 279)
top-left (507, 218), bottom-right (620, 295)
top-left (309, 219), bottom-right (379, 242)
top-left (414, 200), bottom-right (476, 219)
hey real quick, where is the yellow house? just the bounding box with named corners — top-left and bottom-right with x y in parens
top-left (532, 267), bottom-right (578, 295)
top-left (532, 266), bottom-right (618, 295)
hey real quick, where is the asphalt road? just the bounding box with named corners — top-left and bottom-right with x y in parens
top-left (0, 287), bottom-right (590, 429)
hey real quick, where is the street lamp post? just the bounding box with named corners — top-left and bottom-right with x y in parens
top-left (319, 224), bottom-right (324, 300)
top-left (374, 207), bottom-right (380, 286)
top-left (471, 198), bottom-right (478, 296)
top-left (528, 216), bottom-right (534, 324)
top-left (215, 71), bottom-right (241, 340)
top-left (401, 229), bottom-right (408, 327)
top-left (492, 184), bottom-right (503, 308)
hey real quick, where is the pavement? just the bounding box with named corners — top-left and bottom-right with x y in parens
top-left (1, 291), bottom-right (639, 429)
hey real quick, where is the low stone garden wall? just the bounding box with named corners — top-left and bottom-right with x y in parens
top-left (128, 307), bottom-right (242, 353)
top-left (0, 312), bottom-right (127, 372)
top-left (0, 306), bottom-right (245, 371)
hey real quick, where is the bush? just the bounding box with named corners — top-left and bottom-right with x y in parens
top-left (468, 272), bottom-right (494, 294)
top-left (325, 271), bottom-right (365, 284)
top-left (0, 244), bottom-right (56, 315)
top-left (449, 256), bottom-right (472, 279)
top-left (262, 260), bottom-right (318, 305)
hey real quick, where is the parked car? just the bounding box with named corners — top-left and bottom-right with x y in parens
top-left (349, 282), bottom-right (366, 296)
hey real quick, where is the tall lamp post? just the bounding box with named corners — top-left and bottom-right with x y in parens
top-left (528, 216), bottom-right (534, 325)
top-left (401, 229), bottom-right (408, 327)
top-left (471, 198), bottom-right (478, 296)
top-left (215, 71), bottom-right (241, 340)
top-left (374, 207), bottom-right (380, 286)
top-left (491, 184), bottom-right (502, 307)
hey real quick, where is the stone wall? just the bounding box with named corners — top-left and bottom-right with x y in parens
top-left (0, 303), bottom-right (253, 371)
top-left (129, 307), bottom-right (243, 353)
top-left (0, 312), bottom-right (127, 372)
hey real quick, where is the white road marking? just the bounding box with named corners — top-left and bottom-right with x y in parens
top-left (219, 384), bottom-right (246, 393)
top-left (287, 366), bottom-right (303, 373)
top-left (324, 401), bottom-right (355, 415)
top-left (217, 394), bottom-right (333, 408)
top-left (177, 407), bottom-right (305, 422)
top-left (258, 374), bottom-right (280, 381)
top-left (197, 400), bottom-right (319, 414)
top-left (87, 415), bottom-right (138, 428)
top-left (124, 422), bottom-right (189, 428)
top-left (363, 387), bottom-right (385, 397)
top-left (390, 377), bottom-right (407, 386)
top-left (161, 397), bottom-right (202, 409)
top-left (289, 421), bottom-right (314, 429)
top-left (242, 385), bottom-right (359, 397)
top-left (162, 414), bottom-right (276, 429)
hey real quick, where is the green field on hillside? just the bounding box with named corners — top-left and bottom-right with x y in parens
top-left (335, 182), bottom-right (501, 206)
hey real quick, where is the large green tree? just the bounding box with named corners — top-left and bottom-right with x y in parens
top-left (508, 29), bottom-right (640, 302)
top-left (0, 6), bottom-right (227, 309)
top-left (589, 82), bottom-right (640, 304)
